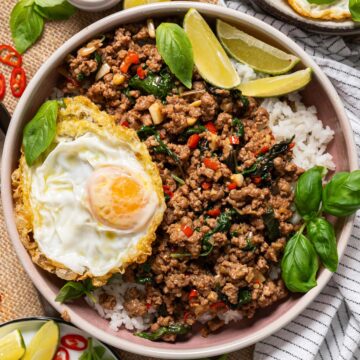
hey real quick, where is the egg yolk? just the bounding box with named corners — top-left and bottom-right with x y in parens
top-left (88, 166), bottom-right (149, 230)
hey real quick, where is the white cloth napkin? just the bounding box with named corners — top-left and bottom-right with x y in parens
top-left (225, 1), bottom-right (360, 359)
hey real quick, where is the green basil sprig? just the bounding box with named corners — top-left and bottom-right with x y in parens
top-left (23, 100), bottom-right (58, 166)
top-left (307, 217), bottom-right (338, 272)
top-left (281, 167), bottom-right (360, 293)
top-left (10, 0), bottom-right (76, 54)
top-left (136, 323), bottom-right (191, 341)
top-left (79, 338), bottom-right (112, 360)
top-left (322, 170), bottom-right (360, 216)
top-left (281, 230), bottom-right (319, 293)
top-left (295, 165), bottom-right (326, 218)
top-left (55, 279), bottom-right (96, 303)
top-left (156, 23), bottom-right (194, 89)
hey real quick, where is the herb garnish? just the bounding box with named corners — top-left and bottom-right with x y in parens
top-left (263, 208), bottom-right (280, 242)
top-left (135, 323), bottom-right (191, 341)
top-left (55, 279), bottom-right (96, 303)
top-left (79, 338), bottom-right (111, 360)
top-left (281, 167), bottom-right (360, 293)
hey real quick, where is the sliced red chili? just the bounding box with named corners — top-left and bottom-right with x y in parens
top-left (189, 289), bottom-right (198, 300)
top-left (229, 135), bottom-right (240, 145)
top-left (146, 303), bottom-right (152, 310)
top-left (61, 334), bottom-right (88, 351)
top-left (120, 51), bottom-right (140, 73)
top-left (183, 311), bottom-right (191, 321)
top-left (205, 122), bottom-right (217, 134)
top-left (289, 142), bottom-right (295, 149)
top-left (137, 66), bottom-right (146, 79)
top-left (187, 134), bottom-right (200, 149)
top-left (57, 67), bottom-right (79, 87)
top-left (227, 182), bottom-right (237, 190)
top-left (204, 158), bottom-right (219, 171)
top-left (201, 182), bottom-right (211, 190)
top-left (10, 67), bottom-right (26, 98)
top-left (181, 224), bottom-right (193, 237)
top-left (0, 45), bottom-right (22, 68)
top-left (54, 347), bottom-right (70, 360)
top-left (163, 185), bottom-right (174, 199)
top-left (255, 145), bottom-right (269, 156)
top-left (121, 120), bottom-right (130, 128)
top-left (207, 208), bottom-right (221, 217)
top-left (210, 301), bottom-right (228, 311)
top-left (0, 73), bottom-right (5, 101)
top-left (252, 176), bottom-right (262, 185)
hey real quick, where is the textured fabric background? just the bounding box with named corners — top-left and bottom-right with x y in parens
top-left (0, 1), bottom-right (253, 359)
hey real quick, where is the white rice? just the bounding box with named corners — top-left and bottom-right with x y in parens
top-left (88, 61), bottom-right (335, 331)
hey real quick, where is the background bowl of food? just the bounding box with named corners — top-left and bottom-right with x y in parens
top-left (1, 2), bottom-right (358, 359)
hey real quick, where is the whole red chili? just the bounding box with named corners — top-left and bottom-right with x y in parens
top-left (61, 334), bottom-right (88, 351)
top-left (120, 51), bottom-right (139, 73)
top-left (205, 122), bottom-right (217, 134)
top-left (187, 134), bottom-right (200, 149)
top-left (137, 66), bottom-right (146, 79)
top-left (189, 289), bottom-right (198, 300)
top-left (181, 224), bottom-right (193, 238)
top-left (0, 73), bottom-right (5, 101)
top-left (10, 67), bottom-right (26, 98)
top-left (54, 347), bottom-right (70, 360)
top-left (207, 208), bottom-right (221, 217)
top-left (229, 135), bottom-right (240, 145)
top-left (0, 45), bottom-right (22, 68)
top-left (204, 158), bottom-right (219, 171)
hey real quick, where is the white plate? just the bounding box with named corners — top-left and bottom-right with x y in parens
top-left (0, 317), bottom-right (119, 360)
top-left (251, 0), bottom-right (360, 35)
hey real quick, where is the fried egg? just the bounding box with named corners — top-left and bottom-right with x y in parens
top-left (13, 96), bottom-right (165, 284)
top-left (288, 0), bottom-right (351, 21)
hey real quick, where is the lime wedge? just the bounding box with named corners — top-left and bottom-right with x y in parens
top-left (123, 0), bottom-right (169, 9)
top-left (216, 20), bottom-right (300, 75)
top-left (237, 68), bottom-right (312, 97)
top-left (184, 9), bottom-right (240, 89)
top-left (0, 329), bottom-right (25, 360)
top-left (23, 321), bottom-right (59, 360)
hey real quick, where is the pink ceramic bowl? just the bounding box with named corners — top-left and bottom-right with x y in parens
top-left (1, 2), bottom-right (358, 358)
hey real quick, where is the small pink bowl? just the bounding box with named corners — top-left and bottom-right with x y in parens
top-left (1, 2), bottom-right (358, 358)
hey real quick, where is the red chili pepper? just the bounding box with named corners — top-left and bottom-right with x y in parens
top-left (187, 134), bottom-right (200, 149)
top-left (229, 135), bottom-right (240, 145)
top-left (54, 347), bottom-right (70, 360)
top-left (205, 122), bottom-right (217, 134)
top-left (0, 45), bottom-right (22, 68)
top-left (227, 182), bottom-right (237, 190)
top-left (207, 208), bottom-right (221, 217)
top-left (57, 67), bottom-right (79, 87)
top-left (289, 142), bottom-right (295, 149)
top-left (121, 120), bottom-right (130, 128)
top-left (120, 51), bottom-right (140, 73)
top-left (189, 289), bottom-right (198, 300)
top-left (0, 73), bottom-right (5, 101)
top-left (255, 145), bottom-right (269, 156)
top-left (146, 303), bottom-right (152, 310)
top-left (181, 224), bottom-right (193, 237)
top-left (137, 66), bottom-right (146, 79)
top-left (163, 185), bottom-right (174, 198)
top-left (10, 67), bottom-right (26, 98)
top-left (210, 301), bottom-right (227, 310)
top-left (184, 311), bottom-right (191, 321)
top-left (253, 176), bottom-right (262, 185)
top-left (201, 182), bottom-right (211, 190)
top-left (204, 158), bottom-right (219, 171)
top-left (61, 334), bottom-right (88, 351)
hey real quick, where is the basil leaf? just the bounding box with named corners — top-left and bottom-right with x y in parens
top-left (350, 0), bottom-right (360, 22)
top-left (10, 0), bottom-right (44, 54)
top-left (156, 23), bottom-right (194, 89)
top-left (307, 217), bottom-right (338, 272)
top-left (136, 324), bottom-right (191, 341)
top-left (55, 279), bottom-right (95, 303)
top-left (35, 0), bottom-right (65, 5)
top-left (23, 100), bottom-right (58, 166)
top-left (295, 166), bottom-right (326, 218)
top-left (322, 170), bottom-right (360, 216)
top-left (34, 0), bottom-right (76, 20)
top-left (281, 232), bottom-right (319, 293)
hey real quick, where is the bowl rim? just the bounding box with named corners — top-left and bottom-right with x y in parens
top-left (1, 2), bottom-right (358, 358)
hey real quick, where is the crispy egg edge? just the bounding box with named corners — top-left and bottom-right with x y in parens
top-left (12, 96), bottom-right (166, 286)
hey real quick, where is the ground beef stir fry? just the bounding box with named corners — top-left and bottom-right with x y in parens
top-left (61, 20), bottom-right (304, 341)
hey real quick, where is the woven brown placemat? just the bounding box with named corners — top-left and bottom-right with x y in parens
top-left (0, 1), bottom-right (253, 358)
